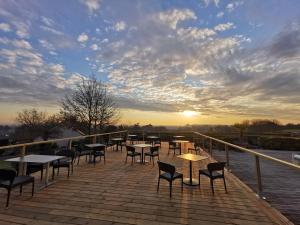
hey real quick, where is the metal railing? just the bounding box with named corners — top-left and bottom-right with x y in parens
top-left (0, 130), bottom-right (127, 172)
top-left (193, 131), bottom-right (300, 197)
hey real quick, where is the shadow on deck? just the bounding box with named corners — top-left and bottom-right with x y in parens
top-left (0, 142), bottom-right (292, 225)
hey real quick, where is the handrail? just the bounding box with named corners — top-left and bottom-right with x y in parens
top-left (0, 130), bottom-right (127, 150)
top-left (194, 131), bottom-right (300, 198)
top-left (194, 132), bottom-right (300, 170)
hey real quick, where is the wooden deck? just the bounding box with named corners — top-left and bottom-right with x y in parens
top-left (0, 142), bottom-right (292, 225)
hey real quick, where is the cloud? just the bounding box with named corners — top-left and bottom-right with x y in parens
top-left (226, 1), bottom-right (244, 13)
top-left (12, 39), bottom-right (32, 49)
top-left (216, 11), bottom-right (224, 18)
top-left (90, 44), bottom-right (99, 50)
top-left (157, 8), bottom-right (197, 29)
top-left (0, 23), bottom-right (11, 32)
top-left (77, 33), bottom-right (89, 42)
top-left (80, 0), bottom-right (101, 14)
top-left (214, 22), bottom-right (235, 31)
top-left (113, 21), bottom-right (127, 31)
top-left (202, 0), bottom-right (220, 7)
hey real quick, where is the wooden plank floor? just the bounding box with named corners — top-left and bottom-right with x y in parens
top-left (0, 142), bottom-right (292, 225)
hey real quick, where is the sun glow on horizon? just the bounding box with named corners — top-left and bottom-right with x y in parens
top-left (181, 110), bottom-right (199, 117)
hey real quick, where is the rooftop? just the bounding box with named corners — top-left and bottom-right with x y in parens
top-left (0, 142), bottom-right (290, 225)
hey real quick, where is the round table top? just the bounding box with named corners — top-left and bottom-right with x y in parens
top-left (128, 134), bottom-right (137, 137)
top-left (177, 153), bottom-right (208, 161)
top-left (173, 135), bottom-right (185, 138)
top-left (147, 136), bottom-right (159, 139)
top-left (172, 140), bottom-right (189, 143)
top-left (111, 138), bottom-right (123, 141)
top-left (133, 144), bottom-right (152, 148)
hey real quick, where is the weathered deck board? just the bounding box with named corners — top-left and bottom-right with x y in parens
top-left (0, 142), bottom-right (291, 225)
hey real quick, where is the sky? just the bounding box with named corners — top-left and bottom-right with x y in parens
top-left (0, 0), bottom-right (299, 126)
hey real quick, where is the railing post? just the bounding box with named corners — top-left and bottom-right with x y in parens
top-left (225, 144), bottom-right (230, 170)
top-left (209, 139), bottom-right (212, 156)
top-left (202, 137), bottom-right (205, 149)
top-left (19, 145), bottom-right (26, 175)
top-left (255, 155), bottom-right (263, 197)
top-left (68, 139), bottom-right (72, 150)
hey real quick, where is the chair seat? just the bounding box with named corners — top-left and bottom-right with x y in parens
top-left (199, 169), bottom-right (223, 178)
top-left (77, 150), bottom-right (92, 156)
top-left (145, 152), bottom-right (159, 156)
top-left (0, 175), bottom-right (34, 188)
top-left (127, 152), bottom-right (141, 156)
top-left (53, 160), bottom-right (71, 167)
top-left (160, 172), bottom-right (183, 181)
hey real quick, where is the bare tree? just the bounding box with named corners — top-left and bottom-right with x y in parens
top-left (15, 109), bottom-right (61, 141)
top-left (61, 76), bottom-right (118, 134)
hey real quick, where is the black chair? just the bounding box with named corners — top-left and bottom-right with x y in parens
top-left (188, 142), bottom-right (202, 155)
top-left (93, 145), bottom-right (106, 165)
top-left (199, 162), bottom-right (227, 194)
top-left (157, 161), bottom-right (183, 198)
top-left (144, 146), bottom-right (160, 166)
top-left (0, 169), bottom-right (34, 207)
top-left (125, 146), bottom-right (141, 165)
top-left (154, 138), bottom-right (161, 147)
top-left (168, 141), bottom-right (180, 155)
top-left (52, 149), bottom-right (76, 179)
top-left (74, 142), bottom-right (93, 165)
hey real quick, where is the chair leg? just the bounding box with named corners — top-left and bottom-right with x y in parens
top-left (32, 180), bottom-right (35, 196)
top-left (71, 163), bottom-right (74, 174)
top-left (57, 167), bottom-right (60, 176)
top-left (125, 155), bottom-right (128, 164)
top-left (181, 177), bottom-right (183, 193)
top-left (157, 178), bottom-right (160, 192)
top-left (131, 156), bottom-right (133, 165)
top-left (20, 185), bottom-right (23, 195)
top-left (6, 188), bottom-right (11, 207)
top-left (210, 178), bottom-right (214, 195)
top-left (152, 156), bottom-right (154, 166)
top-left (223, 177), bottom-right (227, 193)
top-left (77, 156), bottom-right (80, 165)
top-left (68, 166), bottom-right (70, 177)
top-left (169, 182), bottom-right (172, 198)
top-left (198, 173), bottom-right (201, 189)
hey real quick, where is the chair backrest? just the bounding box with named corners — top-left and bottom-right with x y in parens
top-left (0, 169), bottom-right (16, 185)
top-left (150, 146), bottom-right (159, 153)
top-left (126, 145), bottom-right (135, 153)
top-left (194, 142), bottom-right (201, 149)
top-left (157, 161), bottom-right (175, 176)
top-left (207, 162), bottom-right (226, 172)
top-left (168, 141), bottom-right (176, 146)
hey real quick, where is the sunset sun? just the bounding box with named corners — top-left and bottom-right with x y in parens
top-left (181, 110), bottom-right (198, 117)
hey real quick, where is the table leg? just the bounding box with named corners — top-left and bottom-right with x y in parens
top-left (183, 160), bottom-right (199, 186)
top-left (180, 143), bottom-right (182, 155)
top-left (45, 162), bottom-right (50, 186)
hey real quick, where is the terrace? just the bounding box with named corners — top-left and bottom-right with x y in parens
top-left (0, 131), bottom-right (298, 225)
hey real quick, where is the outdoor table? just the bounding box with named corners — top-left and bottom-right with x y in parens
top-left (133, 143), bottom-right (152, 164)
top-left (6, 154), bottom-right (65, 188)
top-left (146, 136), bottom-right (159, 146)
top-left (177, 153), bottom-right (208, 186)
top-left (85, 143), bottom-right (106, 163)
top-left (111, 138), bottom-right (124, 151)
top-left (172, 140), bottom-right (189, 154)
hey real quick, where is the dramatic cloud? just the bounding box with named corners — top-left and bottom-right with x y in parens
top-left (157, 9), bottom-right (197, 29)
top-left (113, 21), bottom-right (127, 31)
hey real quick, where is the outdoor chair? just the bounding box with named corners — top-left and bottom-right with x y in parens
top-left (188, 142), bottom-right (202, 155)
top-left (74, 142), bottom-right (93, 165)
top-left (144, 146), bottom-right (159, 165)
top-left (52, 149), bottom-right (76, 179)
top-left (168, 141), bottom-right (180, 155)
top-left (154, 138), bottom-right (161, 147)
top-left (199, 162), bottom-right (227, 194)
top-left (157, 161), bottom-right (183, 197)
top-left (93, 145), bottom-right (106, 165)
top-left (0, 169), bottom-right (34, 207)
top-left (125, 145), bottom-right (141, 165)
